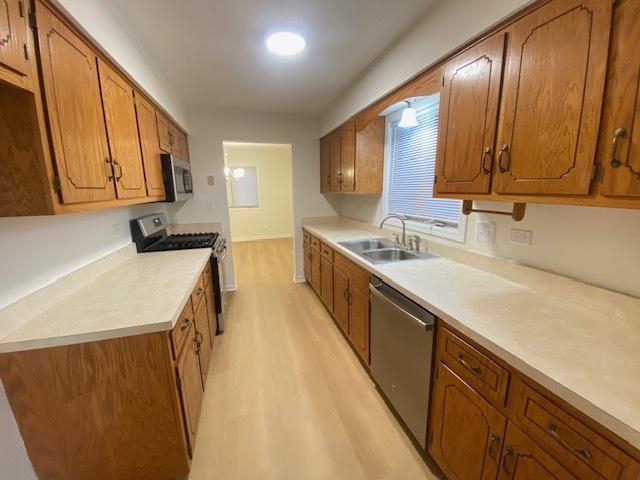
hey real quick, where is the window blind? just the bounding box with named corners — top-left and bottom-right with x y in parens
top-left (387, 96), bottom-right (462, 225)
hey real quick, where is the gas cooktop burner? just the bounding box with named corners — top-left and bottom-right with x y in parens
top-left (144, 232), bottom-right (218, 252)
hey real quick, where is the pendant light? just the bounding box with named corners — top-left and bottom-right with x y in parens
top-left (398, 100), bottom-right (418, 128)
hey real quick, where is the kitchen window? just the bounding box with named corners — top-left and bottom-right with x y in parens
top-left (383, 94), bottom-right (466, 242)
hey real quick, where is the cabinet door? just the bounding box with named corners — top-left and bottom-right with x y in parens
top-left (176, 324), bottom-right (204, 451)
top-left (0, 0), bottom-right (30, 82)
top-left (310, 247), bottom-right (321, 293)
top-left (156, 112), bottom-right (172, 153)
top-left (303, 243), bottom-right (311, 282)
top-left (204, 280), bottom-right (217, 346)
top-left (193, 295), bottom-right (212, 386)
top-left (329, 131), bottom-right (342, 191)
top-left (332, 267), bottom-right (349, 333)
top-left (497, 423), bottom-right (579, 480)
top-left (429, 362), bottom-right (506, 480)
top-left (494, 0), bottom-right (612, 195)
top-left (171, 125), bottom-right (189, 162)
top-left (98, 59), bottom-right (146, 199)
top-left (347, 286), bottom-right (369, 363)
top-left (320, 136), bottom-right (331, 192)
top-left (320, 257), bottom-right (333, 311)
top-left (135, 93), bottom-right (165, 198)
top-left (36, 4), bottom-right (115, 204)
top-left (340, 121), bottom-right (356, 192)
top-left (436, 33), bottom-right (505, 194)
top-left (599, 0), bottom-right (640, 197)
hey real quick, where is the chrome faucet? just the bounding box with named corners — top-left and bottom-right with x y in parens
top-left (380, 215), bottom-right (406, 245)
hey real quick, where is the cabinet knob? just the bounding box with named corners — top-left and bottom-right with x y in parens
top-left (482, 147), bottom-right (492, 174)
top-left (497, 144), bottom-right (510, 173)
top-left (610, 128), bottom-right (626, 168)
top-left (501, 447), bottom-right (514, 475)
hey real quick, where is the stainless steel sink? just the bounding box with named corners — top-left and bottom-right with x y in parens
top-left (339, 238), bottom-right (394, 252)
top-left (362, 248), bottom-right (419, 263)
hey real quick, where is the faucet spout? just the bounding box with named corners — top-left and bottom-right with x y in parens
top-left (380, 215), bottom-right (407, 245)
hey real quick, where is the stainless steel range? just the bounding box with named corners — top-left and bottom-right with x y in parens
top-left (131, 213), bottom-right (228, 333)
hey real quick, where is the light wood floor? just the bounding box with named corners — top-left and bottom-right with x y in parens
top-left (188, 238), bottom-right (441, 480)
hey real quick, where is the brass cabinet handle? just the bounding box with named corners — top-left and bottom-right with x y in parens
top-left (488, 433), bottom-right (500, 459)
top-left (194, 332), bottom-right (202, 352)
top-left (337, 172), bottom-right (344, 184)
top-left (180, 318), bottom-right (190, 330)
top-left (458, 353), bottom-right (483, 375)
top-left (498, 144), bottom-right (510, 173)
top-left (610, 128), bottom-right (626, 168)
top-left (547, 423), bottom-right (593, 459)
top-left (501, 448), bottom-right (514, 475)
top-left (113, 161), bottom-right (123, 180)
top-left (482, 147), bottom-right (492, 174)
top-left (104, 158), bottom-right (114, 180)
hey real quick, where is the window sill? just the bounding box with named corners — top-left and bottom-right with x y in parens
top-left (382, 217), bottom-right (467, 243)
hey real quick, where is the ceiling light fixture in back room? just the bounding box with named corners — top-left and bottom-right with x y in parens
top-left (265, 27), bottom-right (307, 56)
top-left (398, 100), bottom-right (418, 128)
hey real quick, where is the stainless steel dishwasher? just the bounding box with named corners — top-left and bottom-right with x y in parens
top-left (369, 276), bottom-right (435, 449)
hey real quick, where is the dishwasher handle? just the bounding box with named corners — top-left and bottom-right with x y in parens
top-left (369, 283), bottom-right (435, 331)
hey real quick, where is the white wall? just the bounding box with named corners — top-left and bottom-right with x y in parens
top-left (320, 0), bottom-right (529, 134)
top-left (226, 143), bottom-right (294, 242)
top-left (0, 0), bottom-right (188, 477)
top-left (165, 108), bottom-right (338, 286)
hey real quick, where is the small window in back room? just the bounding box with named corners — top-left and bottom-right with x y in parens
top-left (226, 166), bottom-right (259, 208)
top-left (383, 93), bottom-right (466, 242)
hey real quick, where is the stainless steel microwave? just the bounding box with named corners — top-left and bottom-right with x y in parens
top-left (161, 154), bottom-right (194, 202)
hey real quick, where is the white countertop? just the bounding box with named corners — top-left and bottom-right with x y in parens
top-left (0, 248), bottom-right (212, 353)
top-left (303, 223), bottom-right (640, 451)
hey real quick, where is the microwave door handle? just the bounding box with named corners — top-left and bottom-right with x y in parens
top-left (183, 171), bottom-right (193, 192)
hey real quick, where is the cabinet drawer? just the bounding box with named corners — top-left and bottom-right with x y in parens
top-left (191, 273), bottom-right (206, 309)
top-left (438, 327), bottom-right (509, 407)
top-left (303, 230), bottom-right (310, 245)
top-left (510, 380), bottom-right (639, 480)
top-left (171, 298), bottom-right (194, 358)
top-left (320, 243), bottom-right (333, 261)
top-left (203, 261), bottom-right (212, 287)
top-left (334, 251), bottom-right (370, 294)
top-left (310, 235), bottom-right (321, 250)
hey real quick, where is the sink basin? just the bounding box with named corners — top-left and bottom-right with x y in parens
top-left (339, 238), bottom-right (394, 252)
top-left (362, 248), bottom-right (419, 264)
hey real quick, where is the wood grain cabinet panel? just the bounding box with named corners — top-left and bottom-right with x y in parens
top-left (598, 0), bottom-right (640, 198)
top-left (156, 112), bottom-right (172, 153)
top-left (303, 242), bottom-right (311, 282)
top-left (171, 126), bottom-right (190, 162)
top-left (329, 130), bottom-right (342, 191)
top-left (135, 93), bottom-right (165, 198)
top-left (494, 0), bottom-right (612, 195)
top-left (98, 59), bottom-right (146, 199)
top-left (354, 116), bottom-right (385, 194)
top-left (347, 285), bottom-right (369, 364)
top-left (320, 136), bottom-right (331, 192)
top-left (310, 245), bottom-right (321, 293)
top-left (171, 298), bottom-right (194, 359)
top-left (204, 278), bottom-right (217, 345)
top-left (436, 33), bottom-right (505, 194)
top-left (340, 121), bottom-right (356, 191)
top-left (497, 422), bottom-right (578, 480)
top-left (320, 256), bottom-right (333, 311)
top-left (193, 294), bottom-right (212, 385)
top-left (36, 2), bottom-right (115, 204)
top-left (332, 265), bottom-right (349, 333)
top-left (176, 323), bottom-right (204, 452)
top-left (0, 0), bottom-right (31, 85)
top-left (429, 362), bottom-right (507, 480)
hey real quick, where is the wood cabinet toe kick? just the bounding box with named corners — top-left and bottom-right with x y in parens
top-left (0, 265), bottom-right (215, 479)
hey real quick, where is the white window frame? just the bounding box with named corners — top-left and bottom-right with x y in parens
top-left (382, 95), bottom-right (467, 243)
top-left (227, 165), bottom-right (261, 210)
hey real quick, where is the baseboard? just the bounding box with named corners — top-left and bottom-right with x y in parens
top-left (224, 283), bottom-right (237, 292)
top-left (231, 234), bottom-right (294, 242)
top-left (293, 274), bottom-right (307, 283)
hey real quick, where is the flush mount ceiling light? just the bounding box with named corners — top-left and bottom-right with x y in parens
top-left (398, 101), bottom-right (419, 128)
top-left (265, 30), bottom-right (307, 56)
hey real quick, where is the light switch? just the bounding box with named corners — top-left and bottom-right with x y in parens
top-left (207, 199), bottom-right (215, 209)
top-left (207, 176), bottom-right (215, 186)
top-left (476, 221), bottom-right (496, 243)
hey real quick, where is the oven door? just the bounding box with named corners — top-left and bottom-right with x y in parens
top-left (161, 154), bottom-right (194, 202)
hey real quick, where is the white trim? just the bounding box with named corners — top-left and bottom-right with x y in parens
top-left (293, 275), bottom-right (307, 283)
top-left (231, 233), bottom-right (294, 242)
top-left (224, 283), bottom-right (238, 292)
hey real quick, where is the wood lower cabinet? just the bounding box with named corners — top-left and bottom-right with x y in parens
top-left (346, 285), bottom-right (369, 363)
top-left (429, 362), bottom-right (507, 480)
top-left (193, 294), bottom-right (212, 384)
top-left (176, 322), bottom-right (204, 451)
top-left (303, 242), bottom-right (312, 282)
top-left (204, 274), bottom-right (217, 345)
top-left (135, 93), bottom-right (165, 198)
top-left (332, 266), bottom-right (349, 333)
top-left (98, 59), bottom-right (146, 199)
top-left (36, 1), bottom-right (115, 204)
top-left (494, 0), bottom-right (612, 195)
top-left (436, 33), bottom-right (505, 194)
top-left (310, 241), bottom-right (321, 293)
top-left (320, 256), bottom-right (333, 310)
top-left (0, 0), bottom-right (32, 89)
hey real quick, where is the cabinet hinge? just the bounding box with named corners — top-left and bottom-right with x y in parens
top-left (176, 375), bottom-right (182, 391)
top-left (28, 11), bottom-right (37, 29)
top-left (18, 0), bottom-right (25, 17)
top-left (441, 76), bottom-right (445, 88)
top-left (23, 43), bottom-right (29, 60)
top-left (433, 174), bottom-right (437, 185)
top-left (591, 162), bottom-right (601, 182)
top-left (52, 175), bottom-right (61, 191)
top-left (186, 442), bottom-right (193, 458)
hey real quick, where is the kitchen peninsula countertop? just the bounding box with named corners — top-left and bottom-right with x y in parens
top-left (0, 248), bottom-right (212, 354)
top-left (303, 222), bottom-right (640, 451)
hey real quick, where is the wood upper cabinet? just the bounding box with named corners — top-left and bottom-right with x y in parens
top-left (347, 285), bottom-right (369, 363)
top-left (320, 136), bottom-right (331, 192)
top-left (497, 423), bottom-right (578, 480)
top-left (429, 362), bottom-right (507, 480)
top-left (436, 33), bottom-right (506, 194)
top-left (193, 294), bottom-right (212, 385)
top-left (98, 59), bottom-right (146, 199)
top-left (177, 323), bottom-right (204, 451)
top-left (340, 121), bottom-right (356, 191)
top-left (135, 93), bottom-right (165, 198)
top-left (354, 116), bottom-right (385, 194)
top-left (0, 0), bottom-right (31, 86)
top-left (332, 265), bottom-right (349, 333)
top-left (329, 130), bottom-right (342, 191)
top-left (599, 0), bottom-right (640, 198)
top-left (494, 0), bottom-right (612, 195)
top-left (171, 125), bottom-right (190, 162)
top-left (156, 112), bottom-right (172, 153)
top-left (36, 2), bottom-right (115, 204)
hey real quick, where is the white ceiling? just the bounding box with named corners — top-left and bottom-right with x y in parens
top-left (110, 0), bottom-right (437, 114)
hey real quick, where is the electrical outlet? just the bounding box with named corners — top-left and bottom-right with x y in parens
top-left (207, 199), bottom-right (215, 209)
top-left (111, 223), bottom-right (121, 236)
top-left (509, 228), bottom-right (533, 245)
top-left (207, 176), bottom-right (215, 186)
top-left (476, 221), bottom-right (496, 243)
